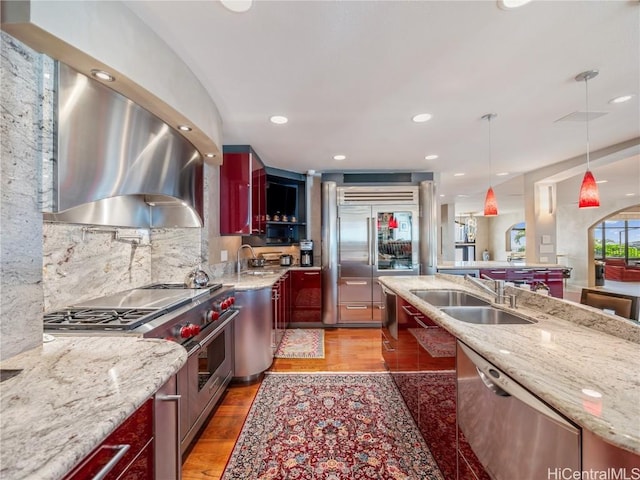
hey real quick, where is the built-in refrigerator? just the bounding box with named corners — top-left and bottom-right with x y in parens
top-left (321, 182), bottom-right (437, 325)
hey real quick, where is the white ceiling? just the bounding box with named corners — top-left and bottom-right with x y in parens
top-left (124, 0), bottom-right (640, 216)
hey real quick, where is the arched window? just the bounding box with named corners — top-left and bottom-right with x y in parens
top-left (506, 222), bottom-right (526, 259)
top-left (593, 207), bottom-right (640, 262)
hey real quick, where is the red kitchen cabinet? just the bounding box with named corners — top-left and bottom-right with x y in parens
top-left (290, 270), bottom-right (322, 323)
top-left (220, 145), bottom-right (266, 235)
top-left (478, 268), bottom-right (508, 281)
top-left (63, 399), bottom-right (153, 480)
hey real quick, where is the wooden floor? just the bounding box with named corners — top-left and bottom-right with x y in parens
top-left (181, 328), bottom-right (385, 480)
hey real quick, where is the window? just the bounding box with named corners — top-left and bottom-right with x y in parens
top-left (594, 214), bottom-right (640, 262)
top-left (507, 222), bottom-right (526, 254)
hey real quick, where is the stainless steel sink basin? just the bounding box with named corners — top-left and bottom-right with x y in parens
top-left (410, 289), bottom-right (491, 307)
top-left (440, 306), bottom-right (536, 325)
top-left (241, 270), bottom-right (279, 276)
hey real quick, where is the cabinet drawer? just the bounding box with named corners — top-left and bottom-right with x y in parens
top-left (339, 277), bottom-right (373, 302)
top-left (64, 399), bottom-right (153, 480)
top-left (339, 303), bottom-right (373, 322)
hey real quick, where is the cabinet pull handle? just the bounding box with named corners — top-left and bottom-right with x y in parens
top-left (401, 305), bottom-right (420, 316)
top-left (345, 281), bottom-right (367, 285)
top-left (158, 394), bottom-right (182, 480)
top-left (345, 305), bottom-right (367, 310)
top-left (90, 444), bottom-right (130, 480)
top-left (382, 340), bottom-right (396, 352)
top-left (304, 272), bottom-right (320, 276)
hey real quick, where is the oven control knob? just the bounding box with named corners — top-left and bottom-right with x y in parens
top-left (229, 296), bottom-right (236, 305)
top-left (221, 299), bottom-right (230, 310)
top-left (180, 324), bottom-right (197, 339)
top-left (191, 324), bottom-right (201, 336)
top-left (207, 310), bottom-right (220, 322)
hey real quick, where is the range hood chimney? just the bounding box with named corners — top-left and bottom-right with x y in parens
top-left (43, 63), bottom-right (204, 228)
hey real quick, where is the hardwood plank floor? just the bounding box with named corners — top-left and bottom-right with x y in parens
top-left (181, 328), bottom-right (384, 479)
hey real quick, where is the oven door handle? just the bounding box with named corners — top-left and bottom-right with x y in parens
top-left (198, 310), bottom-right (238, 348)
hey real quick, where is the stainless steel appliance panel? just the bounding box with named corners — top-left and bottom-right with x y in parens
top-left (457, 341), bottom-right (581, 479)
top-left (184, 314), bottom-right (235, 451)
top-left (338, 304), bottom-right (373, 323)
top-left (321, 182), bottom-right (339, 324)
top-left (339, 277), bottom-right (374, 302)
top-left (233, 288), bottom-right (274, 382)
top-left (155, 374), bottom-right (181, 479)
top-left (338, 205), bottom-right (373, 278)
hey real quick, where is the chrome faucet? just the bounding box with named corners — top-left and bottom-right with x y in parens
top-left (465, 274), bottom-right (516, 308)
top-left (236, 244), bottom-right (256, 273)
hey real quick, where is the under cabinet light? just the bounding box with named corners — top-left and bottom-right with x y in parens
top-left (91, 69), bottom-right (115, 82)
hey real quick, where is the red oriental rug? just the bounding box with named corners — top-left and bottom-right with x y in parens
top-left (221, 372), bottom-right (444, 480)
top-left (408, 327), bottom-right (456, 358)
top-left (275, 329), bottom-right (325, 359)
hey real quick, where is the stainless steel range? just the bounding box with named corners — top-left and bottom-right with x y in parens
top-left (43, 282), bottom-right (238, 472)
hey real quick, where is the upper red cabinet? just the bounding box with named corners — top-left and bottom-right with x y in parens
top-left (220, 145), bottom-right (266, 235)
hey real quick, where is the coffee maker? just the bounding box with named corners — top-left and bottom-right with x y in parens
top-left (300, 240), bottom-right (313, 267)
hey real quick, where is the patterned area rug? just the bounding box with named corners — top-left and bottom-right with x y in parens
top-left (275, 329), bottom-right (325, 358)
top-left (222, 373), bottom-right (443, 479)
top-left (408, 327), bottom-right (456, 358)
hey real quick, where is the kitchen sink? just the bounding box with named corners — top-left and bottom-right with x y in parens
top-left (440, 306), bottom-right (536, 325)
top-left (410, 289), bottom-right (491, 307)
top-left (241, 270), bottom-right (279, 276)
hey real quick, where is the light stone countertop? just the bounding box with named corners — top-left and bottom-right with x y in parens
top-left (437, 260), bottom-right (567, 269)
top-left (218, 266), bottom-right (321, 290)
top-left (0, 336), bottom-right (187, 480)
top-left (378, 274), bottom-right (640, 456)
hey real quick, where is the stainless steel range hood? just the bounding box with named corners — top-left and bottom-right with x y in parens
top-left (43, 63), bottom-right (204, 228)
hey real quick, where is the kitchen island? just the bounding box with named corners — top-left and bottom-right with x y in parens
top-left (378, 274), bottom-right (640, 459)
top-left (437, 260), bottom-right (569, 297)
top-left (0, 336), bottom-right (186, 480)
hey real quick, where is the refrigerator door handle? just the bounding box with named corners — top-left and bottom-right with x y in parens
top-left (370, 216), bottom-right (376, 266)
top-left (366, 217), bottom-right (372, 265)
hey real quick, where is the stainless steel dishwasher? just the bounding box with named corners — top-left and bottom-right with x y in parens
top-left (457, 341), bottom-right (581, 479)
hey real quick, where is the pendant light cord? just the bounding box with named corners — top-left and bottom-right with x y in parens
top-left (488, 115), bottom-right (493, 186)
top-left (585, 76), bottom-right (590, 170)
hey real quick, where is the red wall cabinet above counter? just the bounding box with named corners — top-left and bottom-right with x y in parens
top-left (220, 145), bottom-right (266, 236)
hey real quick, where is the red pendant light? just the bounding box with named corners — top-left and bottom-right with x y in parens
top-left (482, 113), bottom-right (499, 216)
top-left (484, 186), bottom-right (498, 216)
top-left (575, 70), bottom-right (600, 209)
top-left (578, 170), bottom-right (600, 208)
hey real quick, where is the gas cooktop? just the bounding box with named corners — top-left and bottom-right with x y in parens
top-left (43, 308), bottom-right (163, 331)
top-left (43, 283), bottom-right (224, 331)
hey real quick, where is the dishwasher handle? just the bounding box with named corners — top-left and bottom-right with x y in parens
top-left (458, 341), bottom-right (579, 429)
top-left (476, 367), bottom-right (510, 397)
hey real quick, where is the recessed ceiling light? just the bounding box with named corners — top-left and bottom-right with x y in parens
top-left (205, 153), bottom-right (216, 158)
top-left (595, 180), bottom-right (608, 184)
top-left (439, 194), bottom-right (445, 197)
top-left (625, 193), bottom-right (636, 197)
top-left (496, 172), bottom-right (509, 176)
top-left (457, 194), bottom-right (469, 198)
top-left (453, 172), bottom-right (465, 177)
top-left (178, 125), bottom-right (192, 132)
top-left (424, 154), bottom-right (439, 160)
top-left (90, 69), bottom-right (115, 82)
top-left (609, 95), bottom-right (634, 104)
top-left (497, 0), bottom-right (532, 9)
top-left (270, 115), bottom-right (288, 124)
top-left (333, 154), bottom-right (346, 161)
top-left (412, 113), bottom-right (432, 123)
top-left (220, 0), bottom-right (252, 13)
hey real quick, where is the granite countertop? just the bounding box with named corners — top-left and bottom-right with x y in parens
top-left (218, 265), bottom-right (321, 290)
top-left (0, 336), bottom-right (187, 480)
top-left (378, 274), bottom-right (640, 456)
top-left (437, 261), bottom-right (567, 269)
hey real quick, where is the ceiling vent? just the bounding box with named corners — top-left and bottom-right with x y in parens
top-left (554, 111), bottom-right (608, 123)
